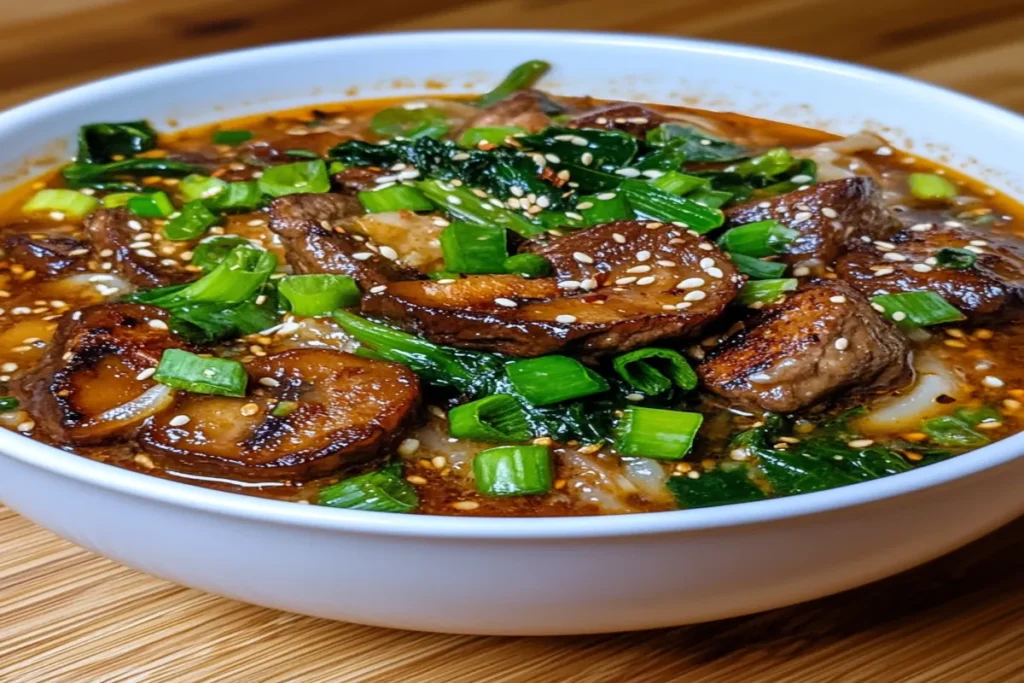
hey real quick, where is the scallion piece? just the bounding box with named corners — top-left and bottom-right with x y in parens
top-left (717, 220), bottom-right (798, 257)
top-left (147, 245), bottom-right (277, 306)
top-left (428, 270), bottom-right (461, 281)
top-left (474, 60), bottom-right (551, 109)
top-left (206, 181), bottom-right (262, 212)
top-left (733, 147), bottom-right (794, 178)
top-left (212, 130), bottom-right (254, 145)
top-left (688, 188), bottom-right (733, 209)
top-left (614, 407), bottom-right (703, 460)
top-left (613, 348), bottom-right (697, 395)
top-left (0, 396), bottom-right (20, 412)
top-left (458, 126), bottom-right (526, 148)
top-left (318, 464), bottom-right (419, 513)
top-left (870, 292), bottom-right (965, 326)
top-left (729, 253), bottom-right (788, 279)
top-left (449, 394), bottom-right (531, 442)
top-left (619, 179), bottom-right (724, 232)
top-left (737, 278), bottom-right (798, 305)
top-left (22, 189), bottom-right (98, 218)
top-left (505, 355), bottom-right (609, 406)
top-left (190, 236), bottom-right (250, 272)
top-left (278, 274), bottom-right (361, 316)
top-left (908, 173), bottom-right (957, 201)
top-left (163, 200), bottom-right (219, 240)
top-left (503, 253), bottom-right (552, 278)
top-left (440, 222), bottom-right (508, 274)
top-left (357, 184), bottom-right (434, 213)
top-left (271, 400), bottom-right (299, 418)
top-left (370, 107), bottom-right (449, 139)
top-left (154, 348), bottom-right (247, 397)
top-left (577, 191), bottom-right (634, 225)
top-left (416, 179), bottom-right (545, 238)
top-left (935, 247), bottom-right (977, 270)
top-left (258, 159), bottom-right (331, 197)
top-left (101, 192), bottom-right (144, 208)
top-left (650, 171), bottom-right (706, 196)
top-left (180, 174), bottom-right (227, 203)
top-left (473, 444), bottom-right (552, 497)
top-left (127, 191), bottom-right (174, 218)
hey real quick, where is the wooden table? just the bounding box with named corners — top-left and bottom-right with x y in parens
top-left (1, 1), bottom-right (1022, 680)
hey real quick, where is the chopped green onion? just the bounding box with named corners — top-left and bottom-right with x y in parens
top-left (22, 189), bottom-right (98, 218)
top-left (717, 220), bottom-right (798, 257)
top-left (127, 191), bottom-right (174, 218)
top-left (908, 173), bottom-right (957, 201)
top-left (576, 191), bottom-right (634, 225)
top-left (318, 464), bottom-right (418, 513)
top-left (449, 394), bottom-right (531, 442)
top-left (870, 292), bottom-right (965, 326)
top-left (190, 236), bottom-right (250, 272)
top-left (212, 130), bottom-right (254, 145)
top-left (163, 200), bottom-right (219, 240)
top-left (258, 159), bottom-right (331, 197)
top-left (503, 253), bottom-right (552, 278)
top-left (935, 247), bottom-right (977, 270)
top-left (729, 253), bottom-right (788, 279)
top-left (612, 348), bottom-right (697, 395)
top-left (505, 356), bottom-right (609, 406)
top-left (920, 414), bottom-right (988, 447)
top-left (180, 174), bottom-right (227, 203)
top-left (370, 107), bottom-right (449, 139)
top-left (635, 140), bottom-right (688, 171)
top-left (101, 192), bottom-right (144, 208)
top-left (147, 245), bottom-right (277, 306)
top-left (645, 124), bottom-right (749, 162)
top-left (428, 270), bottom-right (461, 281)
top-left (357, 184), bottom-right (434, 213)
top-left (154, 348), bottom-right (248, 397)
top-left (271, 400), bottom-right (299, 417)
top-left (474, 60), bottom-right (551, 109)
top-left (535, 211), bottom-right (588, 230)
top-left (284, 149), bottom-right (320, 159)
top-left (0, 396), bottom-right (20, 412)
top-left (614, 407), bottom-right (703, 460)
top-left (688, 188), bottom-right (733, 208)
top-left (458, 126), bottom-right (526, 148)
top-left (278, 274), bottom-right (361, 316)
top-left (416, 179), bottom-right (545, 238)
top-left (473, 445), bottom-right (552, 497)
top-left (650, 171), bottom-right (706, 196)
top-left (737, 278), bottom-right (798, 305)
top-left (733, 148), bottom-right (794, 178)
top-left (619, 179), bottom-right (724, 232)
top-left (206, 181), bottom-right (262, 212)
top-left (440, 222), bottom-right (508, 274)
top-left (519, 127), bottom-right (638, 169)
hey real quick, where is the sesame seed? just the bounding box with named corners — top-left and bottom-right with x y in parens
top-left (259, 377), bottom-right (281, 388)
top-left (912, 264), bottom-right (933, 273)
top-left (698, 243), bottom-right (714, 251)
top-left (963, 245), bottom-right (985, 254)
top-left (636, 250), bottom-right (651, 262)
top-left (675, 302), bottom-right (692, 310)
top-left (573, 252), bottom-right (594, 264)
top-left (169, 415), bottom-right (190, 427)
top-left (883, 252), bottom-right (908, 262)
top-left (240, 403), bottom-right (260, 417)
top-left (793, 211), bottom-right (813, 222)
top-left (597, 192), bottom-right (617, 200)
top-left (494, 298), bottom-right (518, 308)
top-left (135, 367), bottom-right (156, 381)
top-left (581, 152), bottom-right (594, 166)
top-left (614, 168), bottom-right (641, 177)
top-left (0, 362), bottom-right (17, 373)
top-left (790, 174), bottom-right (813, 184)
top-left (580, 277), bottom-right (598, 290)
top-left (565, 212), bottom-right (584, 221)
top-left (576, 201), bottom-right (595, 210)
top-left (625, 393), bottom-right (645, 401)
top-left (615, 277), bottom-right (638, 285)
top-left (909, 223), bottom-right (933, 232)
top-left (352, 252), bottom-right (373, 261)
top-left (848, 439), bottom-right (875, 448)
top-left (834, 337), bottom-right (849, 351)
top-left (379, 245), bottom-right (399, 261)
top-left (544, 153), bottom-right (561, 164)
top-left (969, 239), bottom-right (988, 247)
top-left (555, 314), bottom-right (577, 323)
top-left (683, 290), bottom-right (707, 302)
top-left (705, 267), bottom-right (724, 279)
top-left (636, 276), bottom-right (657, 286)
top-left (148, 319), bottom-right (168, 330)
top-left (612, 232), bottom-right (627, 243)
top-left (983, 376), bottom-right (1005, 388)
top-left (748, 373), bottom-right (772, 383)
top-left (874, 267), bottom-right (895, 276)
top-left (892, 311), bottom-right (907, 321)
top-left (510, 186), bottom-right (524, 197)
top-left (557, 280), bottom-right (581, 290)
top-left (135, 249), bottom-right (157, 258)
top-left (677, 277), bottom-right (705, 289)
top-left (657, 260), bottom-right (676, 267)
top-left (641, 170), bottom-right (664, 179)
top-left (793, 266), bottom-right (811, 277)
top-left (435, 279), bottom-right (456, 285)
top-left (127, 220), bottom-right (143, 231)
top-left (16, 420), bottom-right (35, 433)
top-left (452, 501), bottom-right (480, 511)
top-left (874, 241), bottom-right (895, 251)
top-left (875, 146), bottom-right (893, 156)
top-left (829, 295), bottom-right (847, 303)
top-left (627, 265), bottom-right (652, 274)
top-left (369, 285), bottom-right (387, 294)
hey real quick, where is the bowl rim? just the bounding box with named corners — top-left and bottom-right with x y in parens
top-left (1, 29), bottom-right (1022, 540)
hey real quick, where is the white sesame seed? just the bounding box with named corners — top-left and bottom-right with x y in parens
top-left (580, 277), bottom-right (599, 290)
top-left (16, 420), bottom-right (35, 433)
top-left (829, 295), bottom-right (847, 303)
top-left (790, 174), bottom-right (813, 184)
top-left (147, 319), bottom-right (169, 330)
top-left (963, 245), bottom-right (985, 254)
top-left (379, 245), bottom-right (399, 261)
top-left (871, 303), bottom-right (886, 313)
top-left (683, 290), bottom-right (707, 302)
top-left (127, 220), bottom-right (143, 231)
top-left (596, 192), bottom-right (617, 200)
top-left (565, 212), bottom-right (584, 221)
top-left (558, 280), bottom-right (581, 290)
top-left (627, 265), bottom-right (652, 274)
top-left (969, 239), bottom-right (988, 247)
top-left (675, 301), bottom-right (693, 310)
top-left (748, 373), bottom-right (772, 383)
top-left (494, 297), bottom-right (518, 308)
top-left (169, 415), bottom-right (190, 427)
top-left (698, 243), bottom-right (714, 251)
top-left (625, 393), bottom-right (645, 401)
top-left (135, 249), bottom-right (157, 258)
top-left (555, 314), bottom-right (578, 323)
top-left (636, 276), bottom-right (657, 286)
top-left (677, 277), bottom-right (706, 289)
top-left (983, 376), bottom-right (1005, 388)
top-left (612, 233), bottom-right (627, 244)
top-left (874, 241), bottom-right (895, 251)
top-left (446, 195), bottom-right (462, 205)
top-left (369, 285), bottom-right (388, 294)
top-left (912, 263), bottom-right (933, 273)
top-left (834, 337), bottom-right (849, 351)
top-left (641, 170), bottom-right (665, 179)
top-left (615, 277), bottom-right (638, 285)
top-left (573, 252), bottom-right (594, 264)
top-left (352, 252), bottom-right (373, 261)
top-left (909, 223), bottom-right (933, 232)
top-left (848, 439), bottom-right (875, 447)
top-left (614, 168), bottom-right (641, 177)
top-left (636, 250), bottom-right (651, 262)
top-left (793, 266), bottom-right (811, 277)
top-left (0, 362), bottom-right (17, 373)
top-left (875, 146), bottom-right (893, 156)
top-left (576, 202), bottom-right (595, 210)
top-left (259, 377), bottom-right (281, 387)
top-left (398, 438), bottom-right (421, 457)
top-left (892, 311), bottom-right (907, 321)
top-left (874, 267), bottom-right (895, 276)
top-left (240, 403), bottom-right (260, 417)
top-left (883, 252), bottom-right (908, 262)
top-left (545, 153), bottom-right (561, 164)
top-left (657, 260), bottom-right (676, 267)
top-left (705, 267), bottom-right (724, 279)
top-left (925, 257), bottom-right (938, 266)
top-left (580, 152), bottom-right (594, 166)
top-left (135, 367), bottom-right (156, 381)
top-left (793, 211), bottom-right (813, 222)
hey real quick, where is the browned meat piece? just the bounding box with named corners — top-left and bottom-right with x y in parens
top-left (835, 224), bottom-right (1024, 323)
top-left (267, 193), bottom-right (416, 288)
top-left (242, 131), bottom-right (356, 163)
top-left (16, 303), bottom-right (188, 444)
top-left (460, 91), bottom-right (555, 134)
top-left (724, 178), bottom-right (901, 272)
top-left (2, 222), bottom-right (91, 279)
top-left (139, 349), bottom-right (420, 481)
top-left (567, 103), bottom-right (667, 137)
top-left (698, 280), bottom-right (909, 413)
top-left (84, 208), bottom-right (194, 288)
top-left (363, 221), bottom-right (742, 358)
top-left (331, 167), bottom-right (389, 194)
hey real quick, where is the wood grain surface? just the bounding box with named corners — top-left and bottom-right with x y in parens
top-left (1, 1), bottom-right (1023, 681)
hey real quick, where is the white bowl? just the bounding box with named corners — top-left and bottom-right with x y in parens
top-left (1, 31), bottom-right (1022, 636)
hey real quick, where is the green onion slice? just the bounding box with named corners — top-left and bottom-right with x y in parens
top-left (358, 184), bottom-right (434, 214)
top-left (0, 396), bottom-right (20, 412)
top-left (503, 253), bottom-right (552, 278)
top-left (370, 106), bottom-right (449, 139)
top-left (614, 407), bottom-right (703, 460)
top-left (449, 394), bottom-right (531, 442)
top-left (258, 159), bottom-right (331, 197)
top-left (101, 192), bottom-right (144, 208)
top-left (190, 236), bottom-right (250, 272)
top-left (474, 60), bottom-right (551, 109)
top-left (148, 245), bottom-right (276, 306)
top-left (440, 222), bottom-right (508, 274)
top-left (163, 200), bottom-right (219, 240)
top-left (154, 348), bottom-right (248, 397)
top-left (908, 173), bottom-right (957, 201)
top-left (22, 189), bottom-right (98, 218)
top-left (127, 191), bottom-right (174, 218)
top-left (729, 253), bottom-right (787, 279)
top-left (935, 247), bottom-right (977, 270)
top-left (717, 220), bottom-right (799, 257)
top-left (576, 191), bottom-right (634, 225)
top-left (180, 174), bottom-right (227, 203)
top-left (458, 126), bottom-right (526, 148)
top-left (278, 274), bottom-right (361, 316)
top-left (650, 170), bottom-right (706, 196)
top-left (416, 179), bottom-right (545, 238)
top-left (318, 463), bottom-right (419, 513)
top-left (737, 278), bottom-right (798, 306)
top-left (473, 444), bottom-right (552, 497)
top-left (870, 292), bottom-right (965, 326)
top-left (212, 130), bottom-right (254, 145)
top-left (505, 355), bottom-right (609, 406)
top-left (619, 179), bottom-right (724, 232)
top-left (613, 348), bottom-right (698, 395)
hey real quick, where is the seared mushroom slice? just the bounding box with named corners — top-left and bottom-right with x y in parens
top-left (835, 224), bottom-right (1024, 324)
top-left (85, 208), bottom-right (194, 288)
top-left (363, 221), bottom-right (742, 359)
top-left (698, 280), bottom-right (910, 413)
top-left (723, 178), bottom-right (901, 273)
top-left (16, 303), bottom-right (188, 444)
top-left (139, 349), bottom-right (420, 481)
top-left (567, 103), bottom-right (667, 138)
top-left (267, 193), bottom-right (416, 288)
top-left (2, 221), bottom-right (91, 279)
top-left (459, 90), bottom-right (557, 134)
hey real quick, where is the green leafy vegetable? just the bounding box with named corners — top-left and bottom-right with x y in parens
top-left (667, 462), bottom-right (767, 509)
top-left (619, 179), bottom-right (724, 231)
top-left (212, 130), bottom-right (254, 145)
top-left (612, 348), bottom-right (698, 395)
top-left (163, 200), bottom-right (219, 240)
top-left (474, 60), bottom-right (551, 109)
top-left (614, 407), bottom-right (703, 460)
top-left (935, 247), bottom-right (977, 270)
top-left (870, 292), bottom-right (965, 327)
top-left (62, 158), bottom-right (202, 189)
top-left (278, 274), bottom-right (361, 316)
top-left (154, 349), bottom-right (248, 397)
top-left (77, 120), bottom-right (158, 164)
top-left (22, 189), bottom-right (98, 218)
top-left (440, 222), bottom-right (508, 274)
top-left (448, 394), bottom-right (532, 442)
top-left (190, 236), bottom-right (251, 272)
top-left (371, 106), bottom-right (450, 139)
top-left (258, 160), bottom-right (331, 197)
top-left (318, 463), bottom-right (419, 513)
top-left (645, 124), bottom-right (749, 162)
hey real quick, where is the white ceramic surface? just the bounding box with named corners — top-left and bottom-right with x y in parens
top-left (0, 31), bottom-right (1022, 636)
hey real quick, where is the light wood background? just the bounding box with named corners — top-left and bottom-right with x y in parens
top-left (1, 1), bottom-right (1023, 681)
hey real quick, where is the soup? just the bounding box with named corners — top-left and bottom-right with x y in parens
top-left (1, 61), bottom-right (1021, 516)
